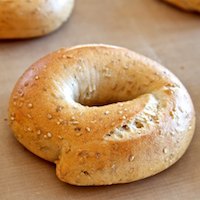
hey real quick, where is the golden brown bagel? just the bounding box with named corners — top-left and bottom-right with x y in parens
top-left (0, 0), bottom-right (74, 39)
top-left (9, 44), bottom-right (195, 186)
top-left (163, 0), bottom-right (200, 12)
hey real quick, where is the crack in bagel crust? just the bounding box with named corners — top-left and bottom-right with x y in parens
top-left (9, 44), bottom-right (195, 186)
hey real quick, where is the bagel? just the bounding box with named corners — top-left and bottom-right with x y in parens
top-left (9, 44), bottom-right (195, 186)
top-left (163, 0), bottom-right (200, 12)
top-left (0, 0), bottom-right (74, 39)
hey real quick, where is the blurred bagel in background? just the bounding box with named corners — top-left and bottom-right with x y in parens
top-left (163, 0), bottom-right (200, 12)
top-left (0, 0), bottom-right (74, 39)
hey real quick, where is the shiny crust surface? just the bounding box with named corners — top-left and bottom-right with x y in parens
top-left (9, 44), bottom-right (195, 185)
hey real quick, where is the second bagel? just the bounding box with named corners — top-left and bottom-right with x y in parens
top-left (0, 0), bottom-right (74, 39)
top-left (163, 0), bottom-right (200, 12)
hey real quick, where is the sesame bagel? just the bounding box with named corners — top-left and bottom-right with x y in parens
top-left (163, 0), bottom-right (200, 12)
top-left (9, 44), bottom-right (195, 186)
top-left (0, 0), bottom-right (74, 39)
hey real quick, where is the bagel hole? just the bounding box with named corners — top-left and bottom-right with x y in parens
top-left (58, 62), bottom-right (166, 107)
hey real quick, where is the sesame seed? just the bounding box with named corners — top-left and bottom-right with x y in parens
top-left (57, 119), bottom-right (64, 125)
top-left (13, 101), bottom-right (17, 106)
top-left (122, 116), bottom-right (126, 120)
top-left (175, 127), bottom-right (179, 132)
top-left (111, 164), bottom-right (116, 169)
top-left (76, 132), bottom-right (82, 136)
top-left (72, 105), bottom-right (78, 109)
top-left (19, 102), bottom-right (23, 107)
top-left (44, 135), bottom-right (47, 139)
top-left (104, 111), bottom-right (110, 115)
top-left (18, 90), bottom-right (24, 96)
top-left (56, 106), bottom-right (63, 112)
top-left (85, 127), bottom-right (91, 132)
top-left (128, 155), bottom-right (135, 162)
top-left (10, 116), bottom-right (15, 121)
top-left (129, 168), bottom-right (134, 173)
top-left (163, 147), bottom-right (168, 154)
top-left (165, 157), bottom-right (169, 162)
top-left (11, 112), bottom-right (15, 116)
top-left (19, 92), bottom-right (24, 97)
top-left (71, 116), bottom-right (76, 120)
top-left (78, 66), bottom-right (82, 71)
top-left (123, 65), bottom-right (129, 70)
top-left (35, 76), bottom-right (39, 80)
top-left (111, 122), bottom-right (115, 126)
top-left (62, 55), bottom-right (67, 58)
top-left (58, 135), bottom-right (63, 140)
top-left (118, 110), bottom-right (123, 114)
top-left (47, 132), bottom-right (52, 138)
top-left (37, 130), bottom-right (41, 135)
top-left (27, 127), bottom-right (32, 132)
top-left (178, 106), bottom-right (184, 113)
top-left (103, 68), bottom-right (112, 78)
top-left (71, 121), bottom-right (79, 125)
top-left (96, 152), bottom-right (100, 159)
top-left (170, 132), bottom-right (175, 136)
top-left (27, 114), bottom-right (32, 119)
top-left (124, 108), bottom-right (128, 111)
top-left (28, 103), bottom-right (33, 108)
top-left (47, 113), bottom-right (53, 119)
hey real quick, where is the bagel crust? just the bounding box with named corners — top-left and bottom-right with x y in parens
top-left (9, 44), bottom-right (195, 185)
top-left (0, 0), bottom-right (74, 39)
top-left (163, 0), bottom-right (200, 12)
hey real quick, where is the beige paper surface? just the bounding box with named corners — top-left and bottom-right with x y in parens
top-left (0, 0), bottom-right (200, 199)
